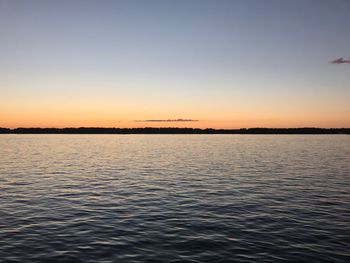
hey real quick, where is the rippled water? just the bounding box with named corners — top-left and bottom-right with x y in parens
top-left (0, 135), bottom-right (349, 262)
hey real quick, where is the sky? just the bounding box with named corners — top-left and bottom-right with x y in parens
top-left (0, 0), bottom-right (349, 128)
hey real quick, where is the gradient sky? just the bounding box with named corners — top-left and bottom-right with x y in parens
top-left (1, 0), bottom-right (349, 128)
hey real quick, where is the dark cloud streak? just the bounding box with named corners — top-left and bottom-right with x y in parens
top-left (331, 57), bottom-right (350, 64)
top-left (134, 119), bottom-right (199, 122)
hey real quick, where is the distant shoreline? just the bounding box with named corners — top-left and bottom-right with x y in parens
top-left (0, 127), bottom-right (349, 134)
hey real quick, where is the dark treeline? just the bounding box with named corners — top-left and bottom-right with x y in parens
top-left (0, 127), bottom-right (349, 134)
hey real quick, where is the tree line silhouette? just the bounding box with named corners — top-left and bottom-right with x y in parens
top-left (0, 127), bottom-right (349, 134)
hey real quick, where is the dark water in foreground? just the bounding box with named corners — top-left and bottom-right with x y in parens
top-left (0, 135), bottom-right (349, 262)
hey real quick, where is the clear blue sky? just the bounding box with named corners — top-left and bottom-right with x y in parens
top-left (1, 0), bottom-right (349, 128)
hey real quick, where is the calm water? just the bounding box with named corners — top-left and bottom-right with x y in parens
top-left (0, 135), bottom-right (349, 262)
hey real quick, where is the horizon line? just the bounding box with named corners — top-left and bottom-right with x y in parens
top-left (1, 126), bottom-right (350, 129)
top-left (1, 127), bottom-right (349, 135)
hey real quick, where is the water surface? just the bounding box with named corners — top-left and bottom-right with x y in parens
top-left (0, 135), bottom-right (349, 262)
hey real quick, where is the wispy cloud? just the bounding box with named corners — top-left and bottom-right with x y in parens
top-left (134, 119), bottom-right (199, 122)
top-left (331, 57), bottom-right (350, 64)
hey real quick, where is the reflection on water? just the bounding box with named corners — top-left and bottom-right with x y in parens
top-left (0, 135), bottom-right (349, 262)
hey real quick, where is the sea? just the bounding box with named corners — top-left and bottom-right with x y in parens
top-left (0, 135), bottom-right (349, 262)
